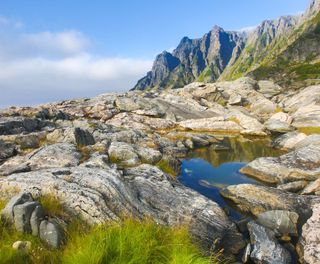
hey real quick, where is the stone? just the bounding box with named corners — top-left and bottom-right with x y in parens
top-left (272, 131), bottom-right (307, 150)
top-left (240, 145), bottom-right (320, 184)
top-left (257, 80), bottom-right (283, 98)
top-left (0, 140), bottom-right (16, 161)
top-left (39, 220), bottom-right (65, 249)
top-left (178, 117), bottom-right (242, 133)
top-left (220, 184), bottom-right (319, 217)
top-left (1, 192), bottom-right (33, 221)
top-left (265, 119), bottom-right (293, 133)
top-left (12, 241), bottom-right (32, 253)
top-left (301, 178), bottom-right (320, 195)
top-left (30, 204), bottom-right (45, 236)
top-left (300, 203), bottom-right (320, 264)
top-left (108, 142), bottom-right (140, 167)
top-left (29, 143), bottom-right (81, 169)
top-left (13, 201), bottom-right (40, 233)
top-left (228, 94), bottom-right (242, 105)
top-left (294, 134), bottom-right (320, 149)
top-left (0, 165), bottom-right (244, 253)
top-left (0, 117), bottom-right (49, 135)
top-left (242, 243), bottom-right (251, 263)
top-left (248, 221), bottom-right (292, 264)
top-left (135, 146), bottom-right (162, 165)
top-left (74, 127), bottom-right (95, 146)
top-left (277, 181), bottom-right (308, 193)
top-left (256, 210), bottom-right (299, 237)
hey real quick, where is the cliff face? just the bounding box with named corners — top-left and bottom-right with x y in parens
top-left (133, 27), bottom-right (246, 90)
top-left (133, 0), bottom-right (320, 91)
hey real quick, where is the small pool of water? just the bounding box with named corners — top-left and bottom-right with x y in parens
top-left (178, 137), bottom-right (284, 220)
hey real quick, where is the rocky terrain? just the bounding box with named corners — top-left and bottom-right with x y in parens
top-left (0, 76), bottom-right (320, 263)
top-left (134, 0), bottom-right (320, 91)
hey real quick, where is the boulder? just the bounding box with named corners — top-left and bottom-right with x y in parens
top-left (0, 140), bottom-right (16, 161)
top-left (248, 221), bottom-right (292, 264)
top-left (301, 178), bottom-right (320, 195)
top-left (257, 80), bottom-right (283, 98)
top-left (300, 203), bottom-right (320, 264)
top-left (178, 117), bottom-right (242, 133)
top-left (256, 210), bottom-right (299, 237)
top-left (240, 145), bottom-right (320, 184)
top-left (294, 134), bottom-right (320, 149)
top-left (0, 143), bottom-right (82, 174)
top-left (39, 220), bottom-right (65, 249)
top-left (220, 184), bottom-right (319, 217)
top-left (265, 112), bottom-right (294, 133)
top-left (74, 127), bottom-right (95, 146)
top-left (30, 204), bottom-right (45, 236)
top-left (277, 181), bottom-right (308, 193)
top-left (13, 201), bottom-right (40, 233)
top-left (1, 192), bottom-right (33, 221)
top-left (135, 146), bottom-right (162, 165)
top-left (0, 117), bottom-right (49, 135)
top-left (272, 132), bottom-right (307, 150)
top-left (108, 142), bottom-right (140, 167)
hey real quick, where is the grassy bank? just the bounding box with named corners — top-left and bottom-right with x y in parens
top-left (0, 199), bottom-right (222, 264)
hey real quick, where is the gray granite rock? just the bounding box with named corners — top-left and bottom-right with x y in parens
top-left (1, 192), bottom-right (33, 221)
top-left (39, 220), bottom-right (65, 249)
top-left (248, 221), bottom-right (292, 264)
top-left (13, 201), bottom-right (40, 233)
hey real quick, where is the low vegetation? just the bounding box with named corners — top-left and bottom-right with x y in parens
top-left (0, 198), bottom-right (222, 264)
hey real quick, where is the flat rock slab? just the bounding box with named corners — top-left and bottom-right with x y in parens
top-left (0, 164), bottom-right (244, 253)
top-left (240, 145), bottom-right (320, 184)
top-left (220, 184), bottom-right (320, 217)
top-left (0, 143), bottom-right (82, 175)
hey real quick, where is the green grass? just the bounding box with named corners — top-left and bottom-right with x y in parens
top-left (0, 199), bottom-right (220, 264)
top-left (64, 219), bottom-right (217, 264)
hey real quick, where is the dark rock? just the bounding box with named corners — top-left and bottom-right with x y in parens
top-left (74, 127), bottom-right (95, 146)
top-left (1, 193), bottom-right (33, 221)
top-left (0, 117), bottom-right (48, 135)
top-left (39, 220), bottom-right (65, 249)
top-left (0, 140), bottom-right (17, 161)
top-left (13, 201), bottom-right (40, 233)
top-left (277, 181), bottom-right (308, 193)
top-left (30, 205), bottom-right (45, 236)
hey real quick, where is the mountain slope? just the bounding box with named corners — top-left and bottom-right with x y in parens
top-left (133, 0), bottom-right (320, 91)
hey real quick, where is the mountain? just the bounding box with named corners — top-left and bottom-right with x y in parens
top-left (133, 27), bottom-right (246, 90)
top-left (133, 0), bottom-right (320, 91)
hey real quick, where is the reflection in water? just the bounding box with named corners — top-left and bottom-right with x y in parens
top-left (190, 137), bottom-right (284, 167)
top-left (178, 137), bottom-right (284, 220)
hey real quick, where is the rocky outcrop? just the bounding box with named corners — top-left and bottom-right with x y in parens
top-left (133, 27), bottom-right (246, 90)
top-left (1, 193), bottom-right (65, 249)
top-left (248, 221), bottom-right (292, 264)
top-left (0, 165), bottom-right (244, 253)
top-left (299, 203), bottom-right (320, 264)
top-left (240, 145), bottom-right (320, 184)
top-left (220, 184), bottom-right (320, 217)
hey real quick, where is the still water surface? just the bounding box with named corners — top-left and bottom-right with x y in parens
top-left (178, 137), bottom-right (284, 220)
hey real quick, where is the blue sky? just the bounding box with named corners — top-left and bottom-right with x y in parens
top-left (0, 0), bottom-right (309, 107)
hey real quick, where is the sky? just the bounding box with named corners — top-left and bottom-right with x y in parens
top-left (0, 0), bottom-right (309, 108)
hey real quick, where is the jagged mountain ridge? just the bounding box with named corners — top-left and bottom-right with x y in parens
top-left (133, 27), bottom-right (246, 90)
top-left (133, 0), bottom-right (320, 91)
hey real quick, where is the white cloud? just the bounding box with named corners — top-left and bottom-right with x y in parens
top-left (0, 16), bottom-right (152, 108)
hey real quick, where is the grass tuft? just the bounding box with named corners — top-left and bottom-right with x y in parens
top-left (0, 198), bottom-right (221, 264)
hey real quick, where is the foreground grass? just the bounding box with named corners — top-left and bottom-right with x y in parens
top-left (0, 199), bottom-right (222, 264)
